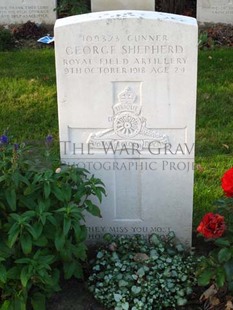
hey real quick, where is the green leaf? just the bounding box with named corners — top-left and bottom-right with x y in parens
top-left (20, 266), bottom-right (30, 287)
top-left (218, 248), bottom-right (232, 263)
top-left (150, 234), bottom-right (161, 246)
top-left (0, 264), bottom-right (7, 283)
top-left (63, 217), bottom-right (71, 236)
top-left (216, 267), bottom-right (226, 288)
top-left (0, 175), bottom-right (6, 183)
top-left (7, 266), bottom-right (21, 279)
top-left (95, 188), bottom-right (102, 203)
top-left (52, 186), bottom-right (65, 201)
top-left (47, 215), bottom-right (57, 226)
top-left (63, 261), bottom-right (76, 280)
top-left (15, 258), bottom-right (31, 264)
top-left (214, 238), bottom-right (231, 247)
top-left (0, 300), bottom-right (11, 310)
top-left (114, 293), bottom-right (122, 302)
top-left (22, 210), bottom-right (36, 219)
top-left (13, 297), bottom-right (26, 310)
top-left (63, 185), bottom-right (72, 202)
top-left (20, 233), bottom-right (32, 255)
top-left (50, 269), bottom-right (61, 292)
top-left (9, 213), bottom-right (21, 222)
top-left (33, 222), bottom-right (43, 239)
top-left (119, 280), bottom-right (128, 287)
top-left (198, 269), bottom-right (214, 286)
top-left (31, 292), bottom-right (46, 310)
top-left (72, 243), bottom-right (87, 261)
top-left (73, 261), bottom-right (83, 279)
top-left (33, 235), bottom-right (48, 247)
top-left (6, 188), bottom-right (16, 211)
top-left (8, 225), bottom-right (20, 248)
top-left (55, 231), bottom-right (65, 251)
top-left (121, 303), bottom-right (129, 310)
top-left (18, 174), bottom-right (30, 186)
top-left (55, 207), bottom-right (66, 213)
top-left (43, 182), bottom-right (51, 199)
top-left (74, 225), bottom-right (87, 243)
top-left (224, 259), bottom-right (233, 282)
top-left (137, 267), bottom-right (145, 277)
top-left (85, 200), bottom-right (101, 217)
top-left (131, 286), bottom-right (141, 295)
top-left (26, 227), bottom-right (36, 240)
top-left (39, 255), bottom-right (55, 265)
top-left (177, 298), bottom-right (188, 306)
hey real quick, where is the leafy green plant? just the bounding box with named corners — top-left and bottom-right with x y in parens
top-left (197, 167), bottom-right (233, 291)
top-left (56, 0), bottom-right (90, 17)
top-left (0, 134), bottom-right (105, 309)
top-left (198, 32), bottom-right (215, 50)
top-left (0, 29), bottom-right (15, 51)
top-left (88, 233), bottom-right (198, 309)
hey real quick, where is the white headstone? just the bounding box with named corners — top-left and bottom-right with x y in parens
top-left (91, 0), bottom-right (155, 12)
top-left (197, 0), bottom-right (233, 24)
top-left (0, 0), bottom-right (56, 25)
top-left (55, 11), bottom-right (198, 246)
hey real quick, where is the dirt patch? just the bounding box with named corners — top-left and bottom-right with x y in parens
top-left (199, 24), bottom-right (233, 48)
top-left (1, 21), bottom-right (54, 49)
top-left (47, 279), bottom-right (104, 310)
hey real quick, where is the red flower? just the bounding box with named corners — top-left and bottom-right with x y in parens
top-left (222, 168), bottom-right (233, 197)
top-left (197, 213), bottom-right (226, 239)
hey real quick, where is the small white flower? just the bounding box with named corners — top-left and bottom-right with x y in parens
top-left (55, 167), bottom-right (61, 173)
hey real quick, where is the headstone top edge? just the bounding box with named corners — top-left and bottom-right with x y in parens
top-left (54, 11), bottom-right (197, 29)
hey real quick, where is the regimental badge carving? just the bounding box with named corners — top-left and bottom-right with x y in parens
top-left (87, 87), bottom-right (169, 151)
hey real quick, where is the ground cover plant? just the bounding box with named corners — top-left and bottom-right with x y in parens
top-left (88, 233), bottom-right (198, 309)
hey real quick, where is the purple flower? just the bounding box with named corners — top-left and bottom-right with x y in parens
top-left (45, 135), bottom-right (53, 144)
top-left (0, 135), bottom-right (8, 144)
top-left (14, 143), bottom-right (19, 151)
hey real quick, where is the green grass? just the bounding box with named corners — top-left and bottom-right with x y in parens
top-left (196, 48), bottom-right (233, 156)
top-left (0, 47), bottom-right (232, 227)
top-left (0, 48), bottom-right (57, 141)
top-left (194, 48), bottom-right (233, 225)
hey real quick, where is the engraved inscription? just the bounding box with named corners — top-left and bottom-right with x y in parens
top-left (87, 225), bottom-right (172, 240)
top-left (0, 5), bottom-right (50, 20)
top-left (62, 33), bottom-right (187, 75)
top-left (87, 86), bottom-right (169, 151)
top-left (208, 4), bottom-right (233, 15)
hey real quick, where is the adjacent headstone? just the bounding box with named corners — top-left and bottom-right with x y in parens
top-left (0, 0), bottom-right (56, 25)
top-left (55, 11), bottom-right (198, 246)
top-left (91, 0), bottom-right (155, 12)
top-left (197, 0), bottom-right (233, 24)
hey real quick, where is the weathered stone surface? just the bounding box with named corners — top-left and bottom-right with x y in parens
top-left (197, 0), bottom-right (233, 24)
top-left (91, 0), bottom-right (155, 12)
top-left (0, 0), bottom-right (56, 25)
top-left (55, 11), bottom-right (198, 246)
